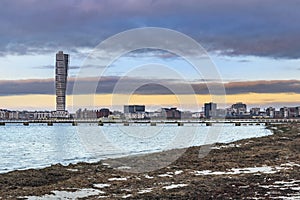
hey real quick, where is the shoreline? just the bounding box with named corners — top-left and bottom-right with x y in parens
top-left (0, 124), bottom-right (271, 175)
top-left (0, 124), bottom-right (300, 199)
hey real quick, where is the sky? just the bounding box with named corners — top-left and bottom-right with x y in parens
top-left (0, 0), bottom-right (300, 111)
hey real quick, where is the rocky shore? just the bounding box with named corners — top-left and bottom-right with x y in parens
top-left (1, 124), bottom-right (300, 199)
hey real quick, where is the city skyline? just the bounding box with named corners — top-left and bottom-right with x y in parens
top-left (1, 101), bottom-right (300, 121)
top-left (0, 101), bottom-right (299, 115)
top-left (0, 1), bottom-right (300, 110)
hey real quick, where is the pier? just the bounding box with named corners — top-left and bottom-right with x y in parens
top-left (0, 118), bottom-right (299, 126)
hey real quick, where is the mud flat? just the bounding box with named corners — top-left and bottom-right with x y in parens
top-left (1, 124), bottom-right (300, 199)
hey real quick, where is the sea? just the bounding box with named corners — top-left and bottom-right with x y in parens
top-left (0, 123), bottom-right (272, 173)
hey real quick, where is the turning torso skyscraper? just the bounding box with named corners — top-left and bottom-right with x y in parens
top-left (55, 51), bottom-right (69, 117)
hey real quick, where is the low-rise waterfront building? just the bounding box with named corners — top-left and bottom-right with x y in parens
top-left (232, 102), bottom-right (247, 116)
top-left (147, 111), bottom-right (163, 119)
top-left (75, 108), bottom-right (97, 119)
top-left (191, 112), bottom-right (204, 119)
top-left (266, 107), bottom-right (276, 118)
top-left (250, 108), bottom-right (260, 116)
top-left (124, 112), bottom-right (149, 120)
top-left (34, 111), bottom-right (52, 120)
top-left (280, 107), bottom-right (289, 118)
top-left (109, 111), bottom-right (123, 120)
top-left (0, 109), bottom-right (9, 119)
top-left (96, 108), bottom-right (111, 118)
top-left (181, 111), bottom-right (193, 119)
top-left (124, 105), bottom-right (147, 119)
top-left (124, 105), bottom-right (145, 113)
top-left (161, 107), bottom-right (181, 120)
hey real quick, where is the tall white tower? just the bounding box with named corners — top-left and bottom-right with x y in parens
top-left (55, 51), bottom-right (69, 118)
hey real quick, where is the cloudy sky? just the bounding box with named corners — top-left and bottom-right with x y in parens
top-left (0, 0), bottom-right (300, 111)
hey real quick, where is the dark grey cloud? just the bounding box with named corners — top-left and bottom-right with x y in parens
top-left (126, 49), bottom-right (177, 59)
top-left (0, 79), bottom-right (55, 95)
top-left (0, 0), bottom-right (299, 58)
top-left (33, 65), bottom-right (105, 70)
top-left (0, 77), bottom-right (300, 96)
top-left (224, 80), bottom-right (300, 95)
top-left (237, 59), bottom-right (251, 63)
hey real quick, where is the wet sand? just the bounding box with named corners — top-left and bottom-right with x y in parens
top-left (1, 124), bottom-right (300, 199)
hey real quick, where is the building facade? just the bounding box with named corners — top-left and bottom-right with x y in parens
top-left (250, 108), bottom-right (260, 116)
top-left (161, 108), bottom-right (181, 119)
top-left (231, 102), bottom-right (247, 116)
top-left (96, 108), bottom-right (111, 118)
top-left (75, 108), bottom-right (97, 119)
top-left (204, 102), bottom-right (217, 119)
top-left (266, 107), bottom-right (276, 118)
top-left (124, 105), bottom-right (145, 113)
top-left (55, 51), bottom-right (69, 118)
top-left (124, 105), bottom-right (147, 119)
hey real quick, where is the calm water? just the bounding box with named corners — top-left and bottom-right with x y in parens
top-left (0, 123), bottom-right (272, 173)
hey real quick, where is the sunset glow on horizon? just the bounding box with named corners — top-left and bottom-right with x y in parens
top-left (1, 93), bottom-right (299, 112)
